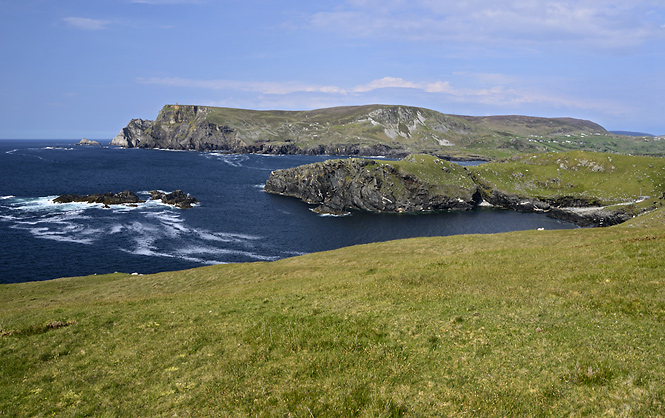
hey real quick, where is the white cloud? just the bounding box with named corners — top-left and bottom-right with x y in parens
top-left (62, 17), bottom-right (110, 30)
top-left (137, 77), bottom-right (344, 95)
top-left (137, 75), bottom-right (623, 115)
top-left (304, 0), bottom-right (665, 51)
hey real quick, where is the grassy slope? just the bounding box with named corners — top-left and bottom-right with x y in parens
top-left (2, 207), bottom-right (665, 416)
top-left (469, 151), bottom-right (665, 208)
top-left (175, 104), bottom-right (665, 159)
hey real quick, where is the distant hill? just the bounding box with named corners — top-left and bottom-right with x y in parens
top-left (610, 130), bottom-right (654, 137)
top-left (111, 104), bottom-right (665, 159)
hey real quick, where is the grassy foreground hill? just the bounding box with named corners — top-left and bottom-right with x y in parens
top-left (2, 207), bottom-right (665, 416)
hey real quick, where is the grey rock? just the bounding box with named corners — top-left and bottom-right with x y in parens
top-left (53, 191), bottom-right (144, 206)
top-left (77, 138), bottom-right (101, 146)
top-left (149, 190), bottom-right (199, 209)
top-left (265, 157), bottom-right (481, 215)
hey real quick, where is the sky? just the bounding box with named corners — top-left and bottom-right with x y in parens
top-left (1, 0), bottom-right (664, 139)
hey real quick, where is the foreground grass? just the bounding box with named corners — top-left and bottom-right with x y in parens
top-left (2, 211), bottom-right (665, 416)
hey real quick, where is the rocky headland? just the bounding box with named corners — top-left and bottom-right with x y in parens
top-left (265, 152), bottom-right (662, 227)
top-left (265, 155), bottom-right (480, 215)
top-left (111, 104), bottom-right (621, 159)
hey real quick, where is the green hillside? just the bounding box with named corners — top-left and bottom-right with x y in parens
top-left (113, 104), bottom-right (665, 159)
top-left (2, 208), bottom-right (665, 416)
top-left (469, 151), bottom-right (665, 208)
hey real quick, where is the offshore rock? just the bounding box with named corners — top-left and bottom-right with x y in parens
top-left (265, 156), bottom-right (481, 215)
top-left (149, 190), bottom-right (199, 209)
top-left (53, 191), bottom-right (145, 206)
top-left (77, 138), bottom-right (101, 146)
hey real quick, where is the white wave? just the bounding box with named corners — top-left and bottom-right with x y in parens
top-left (208, 153), bottom-right (249, 168)
top-left (5, 149), bottom-right (18, 154)
top-left (27, 226), bottom-right (96, 245)
top-left (0, 195), bottom-right (15, 200)
top-left (312, 209), bottom-right (351, 217)
top-left (194, 229), bottom-right (260, 243)
top-left (176, 245), bottom-right (278, 262)
top-left (109, 224), bottom-right (125, 234)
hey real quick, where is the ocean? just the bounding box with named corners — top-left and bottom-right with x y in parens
top-left (0, 139), bottom-right (577, 283)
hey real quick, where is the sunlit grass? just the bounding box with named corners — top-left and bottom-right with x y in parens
top-left (2, 206), bottom-right (665, 416)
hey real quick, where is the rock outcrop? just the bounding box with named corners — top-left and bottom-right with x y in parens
top-left (149, 190), bottom-right (199, 209)
top-left (111, 119), bottom-right (154, 148)
top-left (77, 138), bottom-right (101, 146)
top-left (265, 156), bottom-right (481, 215)
top-left (54, 191), bottom-right (145, 206)
top-left (480, 189), bottom-right (631, 227)
top-left (53, 190), bottom-right (199, 209)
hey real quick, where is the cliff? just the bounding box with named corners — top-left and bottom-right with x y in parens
top-left (112, 104), bottom-right (620, 158)
top-left (265, 152), bottom-right (665, 226)
top-left (265, 155), bottom-right (481, 215)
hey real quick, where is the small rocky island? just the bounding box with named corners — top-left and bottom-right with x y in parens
top-left (53, 190), bottom-right (198, 209)
top-left (77, 138), bottom-right (101, 146)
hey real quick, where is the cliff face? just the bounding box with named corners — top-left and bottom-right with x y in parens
top-left (111, 104), bottom-right (610, 157)
top-left (265, 155), bottom-right (481, 215)
top-left (265, 153), bottom-right (642, 226)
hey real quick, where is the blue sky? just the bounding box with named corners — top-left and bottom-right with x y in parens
top-left (1, 0), bottom-right (664, 139)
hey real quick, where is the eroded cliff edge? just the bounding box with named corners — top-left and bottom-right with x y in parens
top-left (265, 152), bottom-right (665, 226)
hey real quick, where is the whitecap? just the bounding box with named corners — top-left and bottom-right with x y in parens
top-left (208, 153), bottom-right (249, 168)
top-left (0, 195), bottom-right (15, 200)
top-left (194, 229), bottom-right (261, 242)
top-left (109, 224), bottom-right (125, 234)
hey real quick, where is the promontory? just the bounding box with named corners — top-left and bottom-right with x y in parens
top-left (111, 104), bottom-right (664, 159)
top-left (265, 151), bottom-right (665, 226)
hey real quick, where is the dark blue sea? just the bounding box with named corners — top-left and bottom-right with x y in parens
top-left (0, 139), bottom-right (577, 283)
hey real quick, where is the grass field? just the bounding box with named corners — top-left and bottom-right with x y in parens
top-left (2, 202), bottom-right (665, 416)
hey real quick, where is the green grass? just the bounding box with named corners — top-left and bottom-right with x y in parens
top-left (469, 151), bottom-right (665, 205)
top-left (2, 206), bottom-right (665, 416)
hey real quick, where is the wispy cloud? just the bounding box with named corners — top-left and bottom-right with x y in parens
top-left (138, 75), bottom-right (624, 115)
top-left (62, 17), bottom-right (111, 30)
top-left (137, 77), bottom-right (344, 95)
top-left (304, 0), bottom-right (665, 52)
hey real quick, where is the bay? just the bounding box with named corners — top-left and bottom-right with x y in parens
top-left (0, 139), bottom-right (576, 283)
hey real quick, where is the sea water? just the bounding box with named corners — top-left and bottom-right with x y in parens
top-left (0, 140), bottom-right (576, 283)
